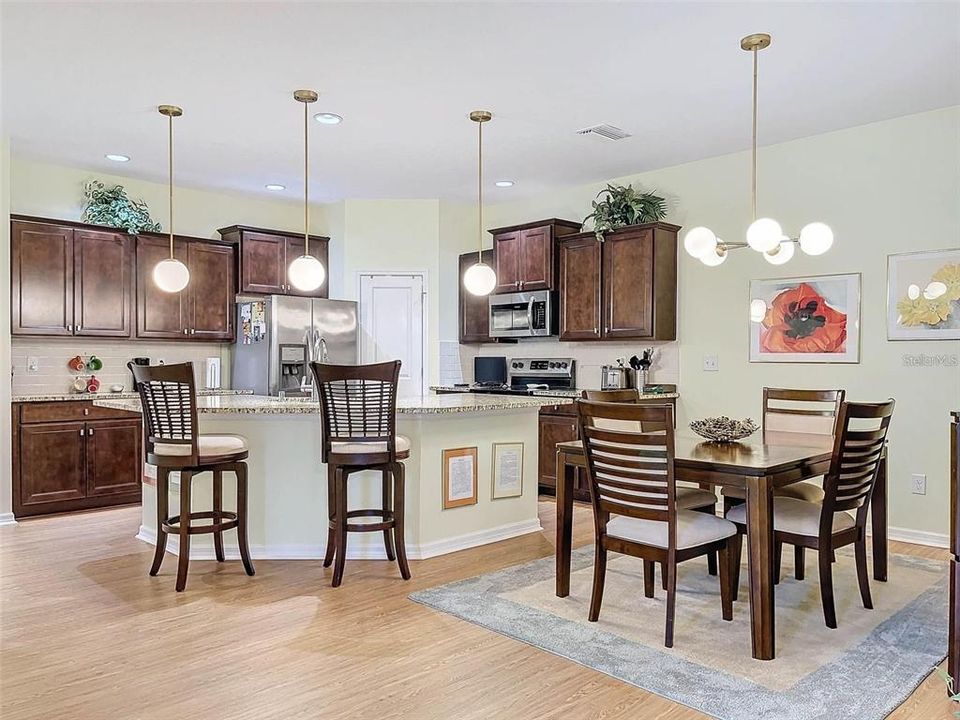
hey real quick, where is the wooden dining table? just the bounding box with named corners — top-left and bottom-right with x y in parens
top-left (555, 433), bottom-right (889, 661)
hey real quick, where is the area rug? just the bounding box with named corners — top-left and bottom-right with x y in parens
top-left (410, 547), bottom-right (948, 720)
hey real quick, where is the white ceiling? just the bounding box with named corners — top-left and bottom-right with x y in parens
top-left (2, 2), bottom-right (958, 203)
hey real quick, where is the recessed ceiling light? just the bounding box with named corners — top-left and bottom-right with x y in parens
top-left (105, 154), bottom-right (130, 162)
top-left (265, 184), bottom-right (286, 191)
top-left (314, 112), bottom-right (343, 125)
top-left (495, 180), bottom-right (515, 188)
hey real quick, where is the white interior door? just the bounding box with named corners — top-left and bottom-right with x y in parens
top-left (358, 273), bottom-right (426, 397)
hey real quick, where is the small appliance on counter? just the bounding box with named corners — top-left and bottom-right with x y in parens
top-left (205, 357), bottom-right (222, 390)
top-left (601, 359), bottom-right (634, 390)
top-left (129, 357), bottom-right (150, 389)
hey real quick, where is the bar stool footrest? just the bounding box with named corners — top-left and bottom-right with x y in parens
top-left (335, 508), bottom-right (396, 533)
top-left (163, 510), bottom-right (240, 535)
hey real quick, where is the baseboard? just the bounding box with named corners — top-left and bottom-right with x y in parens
top-left (136, 518), bottom-right (543, 561)
top-left (0, 513), bottom-right (18, 527)
top-left (887, 526), bottom-right (949, 549)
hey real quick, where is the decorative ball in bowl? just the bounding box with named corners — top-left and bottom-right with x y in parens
top-left (689, 416), bottom-right (759, 443)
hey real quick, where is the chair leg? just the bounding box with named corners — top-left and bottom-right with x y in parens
top-left (729, 531), bottom-right (743, 602)
top-left (392, 462), bottom-right (411, 580)
top-left (660, 562), bottom-right (668, 591)
top-left (855, 536), bottom-right (873, 610)
top-left (235, 463), bottom-right (255, 577)
top-left (643, 559), bottom-right (655, 599)
top-left (381, 468), bottom-right (396, 562)
top-left (818, 543), bottom-right (838, 629)
top-left (774, 540), bottom-right (783, 585)
top-left (718, 543), bottom-right (733, 621)
top-left (707, 551), bottom-right (718, 577)
top-left (664, 556), bottom-right (677, 648)
top-left (150, 468), bottom-right (170, 576)
top-left (588, 543), bottom-right (607, 622)
top-left (332, 467), bottom-right (349, 587)
top-left (175, 471), bottom-right (192, 592)
top-left (795, 545), bottom-right (805, 581)
top-left (212, 469), bottom-right (225, 563)
top-left (323, 464), bottom-right (337, 568)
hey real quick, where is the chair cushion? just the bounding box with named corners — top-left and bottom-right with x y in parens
top-left (331, 434), bottom-right (411, 455)
top-left (722, 481), bottom-right (825, 503)
top-left (726, 496), bottom-right (855, 537)
top-left (607, 510), bottom-right (736, 550)
top-left (154, 434), bottom-right (247, 459)
top-left (676, 486), bottom-right (717, 510)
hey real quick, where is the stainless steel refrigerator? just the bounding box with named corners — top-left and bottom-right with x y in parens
top-left (232, 295), bottom-right (358, 396)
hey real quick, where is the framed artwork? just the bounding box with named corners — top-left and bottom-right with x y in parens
top-left (491, 443), bottom-right (524, 500)
top-left (887, 249), bottom-right (960, 341)
top-left (442, 447), bottom-right (478, 509)
top-left (749, 273), bottom-right (861, 364)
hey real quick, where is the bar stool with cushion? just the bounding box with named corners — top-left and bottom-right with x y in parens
top-left (129, 362), bottom-right (255, 592)
top-left (727, 399), bottom-right (895, 628)
top-left (310, 360), bottom-right (411, 588)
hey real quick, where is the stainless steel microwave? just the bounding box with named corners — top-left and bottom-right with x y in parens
top-left (488, 290), bottom-right (557, 339)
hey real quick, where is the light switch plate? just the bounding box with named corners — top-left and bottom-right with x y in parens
top-left (703, 355), bottom-right (719, 372)
top-left (26, 357), bottom-right (39, 373)
top-left (911, 473), bottom-right (926, 495)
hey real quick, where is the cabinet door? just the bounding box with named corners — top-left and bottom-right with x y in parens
top-left (603, 229), bottom-right (653, 339)
top-left (538, 412), bottom-right (579, 492)
top-left (136, 236), bottom-right (187, 338)
top-left (558, 236), bottom-right (602, 340)
top-left (187, 242), bottom-right (235, 341)
top-left (85, 419), bottom-right (142, 498)
top-left (459, 249), bottom-right (493, 343)
top-left (19, 422), bottom-right (86, 506)
top-left (11, 221), bottom-right (74, 336)
top-left (239, 231), bottom-right (286, 294)
top-left (74, 229), bottom-right (133, 338)
top-left (493, 231), bottom-right (521, 293)
top-left (518, 226), bottom-right (553, 291)
top-left (284, 236), bottom-right (329, 298)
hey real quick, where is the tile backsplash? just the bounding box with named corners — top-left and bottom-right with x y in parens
top-left (10, 338), bottom-right (230, 396)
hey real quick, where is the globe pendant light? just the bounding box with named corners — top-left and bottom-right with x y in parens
top-left (462, 110), bottom-right (497, 296)
top-left (287, 90), bottom-right (326, 292)
top-left (683, 33), bottom-right (834, 266)
top-left (153, 105), bottom-right (190, 293)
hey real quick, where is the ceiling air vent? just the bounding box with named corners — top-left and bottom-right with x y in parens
top-left (576, 123), bottom-right (632, 141)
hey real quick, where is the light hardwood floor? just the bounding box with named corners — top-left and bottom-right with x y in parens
top-left (0, 500), bottom-right (953, 720)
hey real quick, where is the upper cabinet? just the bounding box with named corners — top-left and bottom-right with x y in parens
top-left (12, 218), bottom-right (133, 338)
top-left (459, 249), bottom-right (494, 343)
top-left (558, 222), bottom-right (679, 342)
top-left (489, 219), bottom-right (581, 294)
top-left (218, 225), bottom-right (329, 298)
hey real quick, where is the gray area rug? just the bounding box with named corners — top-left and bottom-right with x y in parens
top-left (411, 547), bottom-right (947, 720)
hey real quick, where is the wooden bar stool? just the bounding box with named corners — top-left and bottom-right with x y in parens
top-left (129, 362), bottom-right (255, 592)
top-left (310, 360), bottom-right (411, 588)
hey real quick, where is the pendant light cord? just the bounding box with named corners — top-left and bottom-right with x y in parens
top-left (751, 46), bottom-right (758, 222)
top-left (304, 97), bottom-right (310, 255)
top-left (477, 117), bottom-right (483, 262)
top-left (168, 112), bottom-right (174, 259)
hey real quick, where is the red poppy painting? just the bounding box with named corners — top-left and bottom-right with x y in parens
top-left (749, 274), bottom-right (860, 363)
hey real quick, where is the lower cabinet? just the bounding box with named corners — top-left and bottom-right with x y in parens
top-left (13, 402), bottom-right (143, 518)
top-left (538, 404), bottom-right (589, 502)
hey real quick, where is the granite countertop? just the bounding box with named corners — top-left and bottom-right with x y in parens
top-left (430, 385), bottom-right (679, 400)
top-left (93, 393), bottom-right (572, 416)
top-left (14, 389), bottom-right (253, 403)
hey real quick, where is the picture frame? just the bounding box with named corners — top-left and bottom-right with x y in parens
top-left (887, 249), bottom-right (960, 341)
top-left (442, 447), bottom-right (478, 509)
top-left (748, 273), bottom-right (861, 364)
top-left (491, 442), bottom-right (524, 500)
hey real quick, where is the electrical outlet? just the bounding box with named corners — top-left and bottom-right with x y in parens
top-left (911, 473), bottom-right (926, 495)
top-left (703, 355), bottom-right (719, 372)
top-left (26, 357), bottom-right (39, 373)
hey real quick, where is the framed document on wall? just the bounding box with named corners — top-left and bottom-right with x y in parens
top-left (491, 442), bottom-right (523, 499)
top-left (442, 447), bottom-right (478, 509)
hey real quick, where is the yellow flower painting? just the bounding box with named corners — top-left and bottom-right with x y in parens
top-left (888, 251), bottom-right (960, 340)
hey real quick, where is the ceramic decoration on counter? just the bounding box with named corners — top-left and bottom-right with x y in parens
top-left (86, 375), bottom-right (101, 393)
top-left (68, 355), bottom-right (85, 372)
top-left (72, 377), bottom-right (87, 393)
top-left (87, 355), bottom-right (103, 371)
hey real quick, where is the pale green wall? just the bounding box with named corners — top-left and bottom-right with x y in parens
top-left (1, 137), bottom-right (13, 522)
top-left (477, 107), bottom-right (960, 543)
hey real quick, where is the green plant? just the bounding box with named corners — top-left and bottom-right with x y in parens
top-left (81, 180), bottom-right (162, 234)
top-left (582, 183), bottom-right (667, 240)
top-left (937, 668), bottom-right (960, 717)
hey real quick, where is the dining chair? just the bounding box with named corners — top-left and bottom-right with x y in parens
top-left (722, 387), bottom-right (845, 581)
top-left (129, 361), bottom-right (255, 592)
top-left (310, 360), bottom-right (411, 587)
top-left (577, 400), bottom-right (736, 647)
top-left (581, 389), bottom-right (720, 579)
top-left (727, 399), bottom-right (895, 628)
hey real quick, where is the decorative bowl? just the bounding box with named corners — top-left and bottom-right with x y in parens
top-left (689, 416), bottom-right (759, 443)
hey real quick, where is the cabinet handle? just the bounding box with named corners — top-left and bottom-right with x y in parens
top-left (519, 281), bottom-right (524, 290)
top-left (190, 329), bottom-right (196, 335)
top-left (76, 324), bottom-right (81, 331)
top-left (78, 428), bottom-right (84, 436)
top-left (183, 328), bottom-right (188, 335)
top-left (84, 408), bottom-right (89, 416)
top-left (67, 324), bottom-right (73, 333)
top-left (88, 428), bottom-right (95, 436)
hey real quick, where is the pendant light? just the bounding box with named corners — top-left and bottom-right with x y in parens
top-left (287, 89), bottom-right (326, 293)
top-left (462, 110), bottom-right (497, 296)
top-left (683, 33), bottom-right (834, 267)
top-left (152, 105), bottom-right (190, 293)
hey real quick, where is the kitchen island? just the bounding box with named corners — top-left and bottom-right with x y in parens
top-left (94, 393), bottom-right (569, 561)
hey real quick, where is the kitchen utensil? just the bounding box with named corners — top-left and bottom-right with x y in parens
top-left (68, 355), bottom-right (85, 372)
top-left (87, 355), bottom-right (103, 371)
top-left (689, 416), bottom-right (758, 443)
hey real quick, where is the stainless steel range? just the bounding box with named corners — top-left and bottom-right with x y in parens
top-left (467, 357), bottom-right (575, 396)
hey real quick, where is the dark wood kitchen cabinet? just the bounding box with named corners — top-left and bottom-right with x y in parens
top-left (12, 401), bottom-right (142, 518)
top-left (558, 222), bottom-right (679, 341)
top-left (219, 225), bottom-right (329, 298)
top-left (538, 403), bottom-right (586, 500)
top-left (459, 249), bottom-right (494, 343)
top-left (489, 219), bottom-right (580, 294)
top-left (11, 218), bottom-right (134, 338)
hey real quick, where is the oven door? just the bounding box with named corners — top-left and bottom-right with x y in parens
top-left (488, 291), bottom-right (554, 338)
